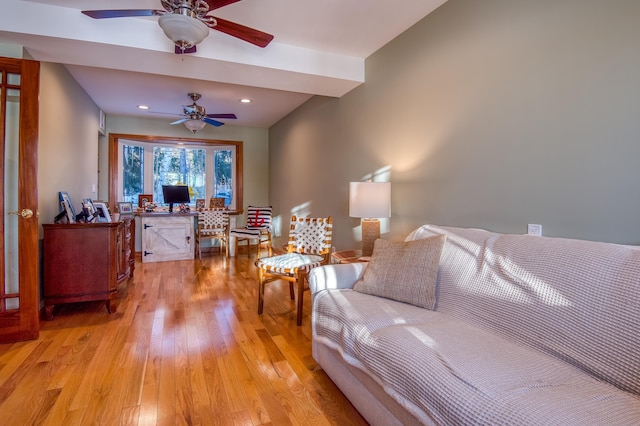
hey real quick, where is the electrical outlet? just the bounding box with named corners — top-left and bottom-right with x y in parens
top-left (528, 224), bottom-right (542, 236)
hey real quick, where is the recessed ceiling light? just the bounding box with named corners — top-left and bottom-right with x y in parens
top-left (137, 105), bottom-right (150, 110)
top-left (239, 98), bottom-right (251, 103)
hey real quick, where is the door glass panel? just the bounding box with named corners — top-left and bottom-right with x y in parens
top-left (7, 73), bottom-right (20, 85)
top-left (4, 87), bottom-right (20, 310)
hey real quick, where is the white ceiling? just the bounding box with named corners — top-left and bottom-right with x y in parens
top-left (1, 0), bottom-right (447, 128)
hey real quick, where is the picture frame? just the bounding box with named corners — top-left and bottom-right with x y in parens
top-left (61, 200), bottom-right (76, 224)
top-left (59, 192), bottom-right (77, 221)
top-left (118, 202), bottom-right (133, 215)
top-left (195, 198), bottom-right (206, 210)
top-left (82, 198), bottom-right (95, 215)
top-left (54, 209), bottom-right (68, 224)
top-left (138, 194), bottom-right (153, 208)
top-left (93, 201), bottom-right (111, 222)
top-left (209, 197), bottom-right (225, 208)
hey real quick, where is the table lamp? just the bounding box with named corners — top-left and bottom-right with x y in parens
top-left (349, 181), bottom-right (391, 257)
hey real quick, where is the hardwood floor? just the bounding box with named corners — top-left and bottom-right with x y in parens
top-left (0, 254), bottom-right (367, 425)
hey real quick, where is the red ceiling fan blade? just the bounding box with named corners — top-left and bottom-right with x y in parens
top-left (207, 17), bottom-right (274, 48)
top-left (207, 113), bottom-right (237, 119)
top-left (204, 0), bottom-right (242, 12)
top-left (82, 10), bottom-right (162, 19)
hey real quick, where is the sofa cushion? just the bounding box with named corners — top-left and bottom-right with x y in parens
top-left (405, 225), bottom-right (640, 397)
top-left (353, 235), bottom-right (445, 309)
top-left (312, 288), bottom-right (640, 425)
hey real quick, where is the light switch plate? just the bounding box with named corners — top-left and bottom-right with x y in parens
top-left (528, 224), bottom-right (542, 236)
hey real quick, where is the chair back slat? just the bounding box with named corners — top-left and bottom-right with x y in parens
top-left (198, 208), bottom-right (229, 230)
top-left (287, 216), bottom-right (333, 255)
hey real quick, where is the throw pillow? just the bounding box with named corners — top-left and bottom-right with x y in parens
top-left (354, 235), bottom-right (446, 309)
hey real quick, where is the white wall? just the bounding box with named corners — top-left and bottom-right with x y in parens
top-left (101, 115), bottom-right (270, 219)
top-left (269, 0), bottom-right (640, 249)
top-left (38, 62), bottom-right (100, 237)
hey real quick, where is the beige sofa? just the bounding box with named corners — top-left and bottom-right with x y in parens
top-left (309, 225), bottom-right (640, 425)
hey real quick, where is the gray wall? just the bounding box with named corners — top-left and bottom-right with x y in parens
top-left (269, 0), bottom-right (640, 249)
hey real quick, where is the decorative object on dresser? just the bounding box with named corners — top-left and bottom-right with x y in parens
top-left (256, 216), bottom-right (333, 326)
top-left (92, 201), bottom-right (111, 222)
top-left (42, 219), bottom-right (135, 319)
top-left (228, 206), bottom-right (273, 258)
top-left (117, 201), bottom-right (133, 215)
top-left (60, 200), bottom-right (75, 224)
top-left (82, 198), bottom-right (95, 215)
top-left (349, 181), bottom-right (391, 257)
top-left (138, 194), bottom-right (153, 209)
top-left (58, 191), bottom-right (77, 221)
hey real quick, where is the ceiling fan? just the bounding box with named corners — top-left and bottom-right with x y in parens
top-left (81, 0), bottom-right (274, 54)
top-left (169, 92), bottom-right (237, 132)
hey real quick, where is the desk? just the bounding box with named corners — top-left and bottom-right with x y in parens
top-left (331, 250), bottom-right (371, 264)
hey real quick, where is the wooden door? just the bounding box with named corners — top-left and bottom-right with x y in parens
top-left (0, 57), bottom-right (40, 342)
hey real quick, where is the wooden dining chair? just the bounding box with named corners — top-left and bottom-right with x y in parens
top-left (228, 205), bottom-right (273, 259)
top-left (195, 208), bottom-right (229, 259)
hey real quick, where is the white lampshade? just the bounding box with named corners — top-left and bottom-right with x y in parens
top-left (349, 181), bottom-right (391, 219)
top-left (158, 14), bottom-right (210, 49)
top-left (184, 119), bottom-right (206, 133)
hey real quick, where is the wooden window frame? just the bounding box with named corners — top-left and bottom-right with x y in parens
top-left (108, 133), bottom-right (243, 210)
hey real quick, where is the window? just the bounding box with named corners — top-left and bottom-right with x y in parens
top-left (122, 145), bottom-right (143, 204)
top-left (109, 135), bottom-right (242, 211)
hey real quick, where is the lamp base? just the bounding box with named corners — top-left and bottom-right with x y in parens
top-left (361, 219), bottom-right (380, 257)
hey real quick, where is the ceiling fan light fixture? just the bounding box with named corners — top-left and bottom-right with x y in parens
top-left (184, 119), bottom-right (207, 133)
top-left (158, 13), bottom-right (209, 50)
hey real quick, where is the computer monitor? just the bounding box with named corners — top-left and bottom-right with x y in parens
top-left (162, 185), bottom-right (190, 213)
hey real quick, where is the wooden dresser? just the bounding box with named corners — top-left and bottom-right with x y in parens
top-left (42, 218), bottom-right (135, 319)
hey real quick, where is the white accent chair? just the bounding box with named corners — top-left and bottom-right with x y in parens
top-left (228, 206), bottom-right (273, 259)
top-left (255, 216), bottom-right (332, 325)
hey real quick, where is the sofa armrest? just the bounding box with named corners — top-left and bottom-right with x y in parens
top-left (309, 263), bottom-right (367, 295)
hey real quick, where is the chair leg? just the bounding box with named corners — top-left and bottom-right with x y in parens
top-left (296, 272), bottom-right (306, 326)
top-left (258, 268), bottom-right (265, 315)
top-left (289, 282), bottom-right (295, 300)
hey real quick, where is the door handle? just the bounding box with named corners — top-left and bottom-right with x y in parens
top-left (8, 208), bottom-right (34, 219)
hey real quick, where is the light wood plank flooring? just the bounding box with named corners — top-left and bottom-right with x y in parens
top-left (0, 253), bottom-right (367, 425)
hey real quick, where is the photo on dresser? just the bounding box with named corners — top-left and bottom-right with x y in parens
top-left (58, 191), bottom-right (76, 221)
top-left (93, 202), bottom-right (111, 222)
top-left (138, 194), bottom-right (153, 208)
top-left (118, 202), bottom-right (133, 215)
